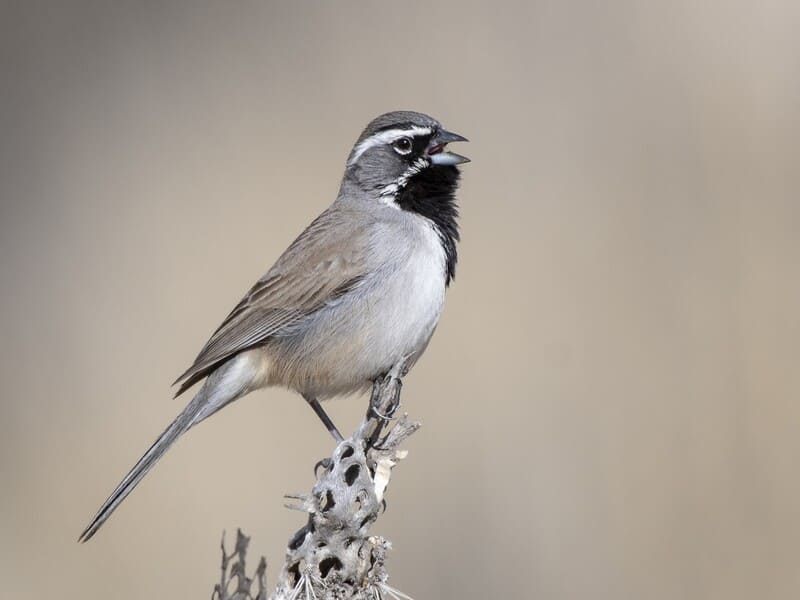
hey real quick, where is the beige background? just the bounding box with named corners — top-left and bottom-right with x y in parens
top-left (1, 2), bottom-right (799, 599)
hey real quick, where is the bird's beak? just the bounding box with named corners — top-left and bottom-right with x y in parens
top-left (428, 129), bottom-right (470, 166)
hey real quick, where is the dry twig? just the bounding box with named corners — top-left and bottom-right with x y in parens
top-left (212, 363), bottom-right (419, 600)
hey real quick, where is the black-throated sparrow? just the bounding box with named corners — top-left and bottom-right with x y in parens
top-left (79, 111), bottom-right (469, 541)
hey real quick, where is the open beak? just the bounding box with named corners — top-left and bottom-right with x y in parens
top-left (427, 129), bottom-right (470, 166)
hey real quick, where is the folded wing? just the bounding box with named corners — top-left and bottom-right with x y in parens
top-left (173, 206), bottom-right (369, 396)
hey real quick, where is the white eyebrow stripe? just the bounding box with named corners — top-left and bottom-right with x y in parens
top-left (348, 126), bottom-right (432, 166)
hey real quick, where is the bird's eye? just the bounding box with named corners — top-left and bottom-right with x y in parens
top-left (392, 137), bottom-right (413, 155)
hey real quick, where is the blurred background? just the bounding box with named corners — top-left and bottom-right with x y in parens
top-left (1, 2), bottom-right (798, 599)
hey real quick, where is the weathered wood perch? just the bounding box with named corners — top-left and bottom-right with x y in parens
top-left (212, 363), bottom-right (419, 600)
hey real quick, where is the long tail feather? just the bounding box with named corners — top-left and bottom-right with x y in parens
top-left (78, 353), bottom-right (258, 542)
top-left (78, 395), bottom-right (203, 542)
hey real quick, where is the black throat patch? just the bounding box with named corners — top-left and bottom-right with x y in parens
top-left (394, 165), bottom-right (461, 286)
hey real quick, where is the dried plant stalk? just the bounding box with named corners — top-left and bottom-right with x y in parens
top-left (213, 529), bottom-right (267, 600)
top-left (213, 363), bottom-right (419, 600)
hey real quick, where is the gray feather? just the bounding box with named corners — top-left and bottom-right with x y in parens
top-left (173, 206), bottom-right (370, 396)
top-left (78, 354), bottom-right (258, 542)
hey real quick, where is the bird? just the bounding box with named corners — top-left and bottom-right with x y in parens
top-left (78, 110), bottom-right (469, 542)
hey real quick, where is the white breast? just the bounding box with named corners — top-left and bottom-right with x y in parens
top-left (376, 216), bottom-right (447, 362)
top-left (337, 214), bottom-right (447, 390)
top-left (268, 213), bottom-right (448, 398)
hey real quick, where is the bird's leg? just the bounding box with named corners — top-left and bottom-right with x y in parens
top-left (367, 374), bottom-right (403, 447)
top-left (369, 377), bottom-right (402, 420)
top-left (302, 394), bottom-right (344, 443)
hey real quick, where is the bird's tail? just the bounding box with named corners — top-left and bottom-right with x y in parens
top-left (78, 354), bottom-right (257, 542)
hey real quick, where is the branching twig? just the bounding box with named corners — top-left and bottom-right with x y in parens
top-left (213, 529), bottom-right (267, 600)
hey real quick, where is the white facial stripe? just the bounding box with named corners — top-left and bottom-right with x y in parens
top-left (348, 126), bottom-right (432, 166)
top-left (380, 156), bottom-right (430, 200)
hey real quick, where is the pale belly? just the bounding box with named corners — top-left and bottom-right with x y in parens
top-left (262, 221), bottom-right (447, 398)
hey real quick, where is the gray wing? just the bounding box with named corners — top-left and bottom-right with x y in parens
top-left (173, 205), bottom-right (369, 396)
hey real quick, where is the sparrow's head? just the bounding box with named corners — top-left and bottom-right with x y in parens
top-left (345, 111), bottom-right (469, 201)
top-left (344, 111), bottom-right (468, 285)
